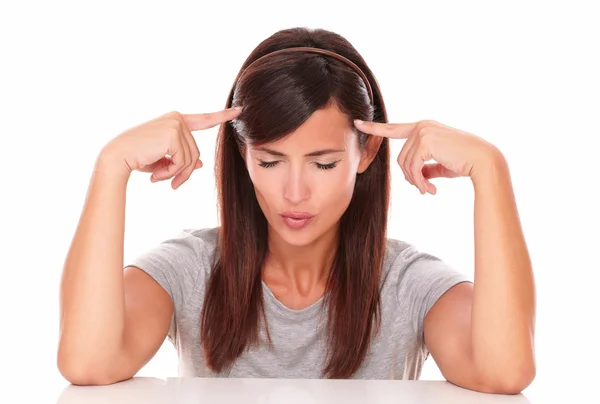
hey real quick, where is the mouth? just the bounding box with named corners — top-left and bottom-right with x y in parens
top-left (280, 211), bottom-right (315, 230)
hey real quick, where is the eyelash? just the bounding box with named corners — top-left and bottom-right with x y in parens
top-left (258, 160), bottom-right (339, 170)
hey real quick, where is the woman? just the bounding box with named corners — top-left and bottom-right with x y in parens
top-left (58, 27), bottom-right (536, 394)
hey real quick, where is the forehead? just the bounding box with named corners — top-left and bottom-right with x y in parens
top-left (253, 102), bottom-right (354, 152)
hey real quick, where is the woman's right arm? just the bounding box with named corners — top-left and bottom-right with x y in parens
top-left (57, 152), bottom-right (174, 386)
top-left (57, 107), bottom-right (243, 385)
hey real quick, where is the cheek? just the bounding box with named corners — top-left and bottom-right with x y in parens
top-left (247, 161), bottom-right (357, 210)
top-left (247, 164), bottom-right (279, 202)
top-left (316, 165), bottom-right (357, 206)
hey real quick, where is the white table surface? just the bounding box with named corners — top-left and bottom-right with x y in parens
top-left (56, 377), bottom-right (531, 403)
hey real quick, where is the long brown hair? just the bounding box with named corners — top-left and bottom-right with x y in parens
top-left (201, 27), bottom-right (390, 378)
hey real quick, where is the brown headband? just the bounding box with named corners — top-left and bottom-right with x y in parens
top-left (232, 46), bottom-right (374, 105)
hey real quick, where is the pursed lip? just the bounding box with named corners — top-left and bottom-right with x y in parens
top-left (280, 211), bottom-right (314, 219)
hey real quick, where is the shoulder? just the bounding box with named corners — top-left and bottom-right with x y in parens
top-left (382, 235), bottom-right (472, 318)
top-left (142, 226), bottom-right (218, 264)
top-left (382, 236), bottom-right (470, 297)
top-left (176, 227), bottom-right (219, 255)
top-left (126, 226), bottom-right (220, 304)
top-left (382, 236), bottom-right (440, 275)
top-left (164, 226), bottom-right (220, 277)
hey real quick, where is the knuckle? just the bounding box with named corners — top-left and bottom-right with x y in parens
top-left (416, 120), bottom-right (435, 135)
top-left (166, 110), bottom-right (183, 120)
top-left (416, 127), bottom-right (428, 137)
top-left (192, 149), bottom-right (200, 161)
top-left (420, 119), bottom-right (437, 127)
top-left (178, 156), bottom-right (189, 169)
top-left (418, 127), bottom-right (434, 139)
top-left (411, 160), bottom-right (421, 172)
top-left (172, 166), bottom-right (185, 178)
top-left (164, 113), bottom-right (184, 130)
top-left (169, 160), bottom-right (182, 172)
top-left (173, 118), bottom-right (185, 131)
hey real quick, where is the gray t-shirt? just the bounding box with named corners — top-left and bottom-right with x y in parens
top-left (127, 227), bottom-right (472, 379)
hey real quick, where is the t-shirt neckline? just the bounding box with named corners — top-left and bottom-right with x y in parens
top-left (260, 280), bottom-right (328, 319)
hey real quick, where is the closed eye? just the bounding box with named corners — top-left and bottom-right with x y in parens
top-left (315, 161), bottom-right (339, 170)
top-left (257, 160), bottom-right (340, 170)
top-left (258, 160), bottom-right (279, 168)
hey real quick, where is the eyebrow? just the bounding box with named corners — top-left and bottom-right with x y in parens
top-left (255, 147), bottom-right (346, 157)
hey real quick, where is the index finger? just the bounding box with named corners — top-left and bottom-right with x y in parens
top-left (354, 120), bottom-right (417, 139)
top-left (183, 106), bottom-right (243, 131)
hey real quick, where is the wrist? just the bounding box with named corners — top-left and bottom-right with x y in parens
top-left (470, 147), bottom-right (509, 187)
top-left (94, 147), bottom-right (132, 181)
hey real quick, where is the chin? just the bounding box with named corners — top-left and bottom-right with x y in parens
top-left (279, 232), bottom-right (317, 247)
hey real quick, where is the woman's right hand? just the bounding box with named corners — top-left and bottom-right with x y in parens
top-left (98, 107), bottom-right (242, 189)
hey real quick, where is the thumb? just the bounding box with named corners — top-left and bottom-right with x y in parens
top-left (139, 156), bottom-right (172, 174)
top-left (422, 163), bottom-right (460, 179)
top-left (147, 157), bottom-right (203, 182)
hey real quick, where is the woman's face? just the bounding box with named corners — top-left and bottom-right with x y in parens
top-left (245, 102), bottom-right (373, 247)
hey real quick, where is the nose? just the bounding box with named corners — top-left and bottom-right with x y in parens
top-left (283, 166), bottom-right (310, 205)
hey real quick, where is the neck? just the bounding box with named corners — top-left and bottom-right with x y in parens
top-left (263, 225), bottom-right (338, 296)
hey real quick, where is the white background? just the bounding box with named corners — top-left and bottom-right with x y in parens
top-left (1, 0), bottom-right (598, 402)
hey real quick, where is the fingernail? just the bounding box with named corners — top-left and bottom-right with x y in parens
top-left (354, 119), bottom-right (364, 125)
top-left (233, 106), bottom-right (243, 111)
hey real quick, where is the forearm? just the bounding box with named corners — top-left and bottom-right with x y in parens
top-left (469, 150), bottom-right (536, 388)
top-left (58, 151), bottom-right (131, 372)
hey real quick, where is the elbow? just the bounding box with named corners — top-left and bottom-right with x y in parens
top-left (58, 370), bottom-right (117, 386)
top-left (504, 364), bottom-right (536, 395)
top-left (58, 361), bottom-right (129, 386)
top-left (473, 340), bottom-right (537, 395)
top-left (57, 346), bottom-right (128, 386)
top-left (480, 362), bottom-right (536, 395)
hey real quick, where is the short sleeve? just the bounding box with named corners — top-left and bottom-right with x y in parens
top-left (125, 228), bottom-right (207, 341)
top-left (395, 246), bottom-right (472, 349)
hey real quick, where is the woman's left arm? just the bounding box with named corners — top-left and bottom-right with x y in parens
top-left (354, 119), bottom-right (536, 394)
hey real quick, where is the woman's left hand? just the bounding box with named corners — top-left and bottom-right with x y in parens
top-left (354, 119), bottom-right (503, 195)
